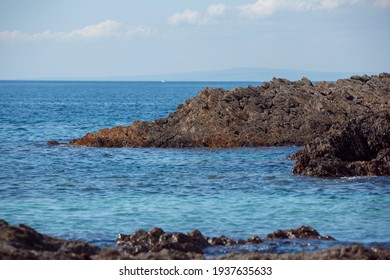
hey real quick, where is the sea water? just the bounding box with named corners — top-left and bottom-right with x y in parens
top-left (0, 81), bottom-right (389, 255)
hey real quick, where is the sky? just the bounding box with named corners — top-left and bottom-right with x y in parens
top-left (0, 0), bottom-right (389, 80)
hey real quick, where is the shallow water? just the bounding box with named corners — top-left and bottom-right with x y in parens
top-left (0, 81), bottom-right (389, 255)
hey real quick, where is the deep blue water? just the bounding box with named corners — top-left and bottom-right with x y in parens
top-left (0, 81), bottom-right (389, 256)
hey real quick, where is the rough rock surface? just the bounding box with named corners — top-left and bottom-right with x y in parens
top-left (0, 220), bottom-right (100, 260)
top-left (115, 227), bottom-right (262, 257)
top-left (266, 225), bottom-right (335, 240)
top-left (216, 245), bottom-right (390, 260)
top-left (292, 113), bottom-right (390, 177)
top-left (115, 228), bottom-right (209, 255)
top-left (2, 220), bottom-right (388, 260)
top-left (63, 73), bottom-right (390, 148)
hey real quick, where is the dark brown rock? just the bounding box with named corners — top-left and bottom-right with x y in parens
top-left (2, 220), bottom-right (389, 260)
top-left (115, 227), bottom-right (209, 255)
top-left (115, 228), bottom-right (264, 255)
top-left (266, 225), bottom-right (335, 240)
top-left (208, 235), bottom-right (236, 246)
top-left (292, 113), bottom-right (390, 177)
top-left (215, 245), bottom-right (390, 260)
top-left (66, 73), bottom-right (390, 148)
top-left (0, 219), bottom-right (99, 260)
top-left (47, 141), bottom-right (61, 145)
top-left (247, 235), bottom-right (262, 244)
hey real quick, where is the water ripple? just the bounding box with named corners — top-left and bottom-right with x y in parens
top-left (1, 81), bottom-right (389, 254)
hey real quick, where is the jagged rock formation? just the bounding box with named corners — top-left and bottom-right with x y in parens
top-left (63, 74), bottom-right (390, 148)
top-left (115, 227), bottom-right (262, 256)
top-left (292, 113), bottom-right (390, 177)
top-left (5, 220), bottom-right (387, 260)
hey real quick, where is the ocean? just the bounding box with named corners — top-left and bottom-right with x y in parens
top-left (0, 80), bottom-right (389, 256)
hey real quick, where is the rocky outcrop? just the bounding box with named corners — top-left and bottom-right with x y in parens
top-left (115, 227), bottom-right (262, 257)
top-left (61, 73), bottom-right (390, 148)
top-left (0, 219), bottom-right (100, 260)
top-left (292, 113), bottom-right (390, 177)
top-left (3, 220), bottom-right (388, 260)
top-left (266, 225), bottom-right (335, 240)
top-left (115, 228), bottom-right (208, 256)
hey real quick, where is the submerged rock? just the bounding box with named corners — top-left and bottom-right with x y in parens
top-left (61, 73), bottom-right (390, 149)
top-left (2, 220), bottom-right (388, 260)
top-left (292, 113), bottom-right (390, 177)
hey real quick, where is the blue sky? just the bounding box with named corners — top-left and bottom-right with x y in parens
top-left (0, 0), bottom-right (389, 79)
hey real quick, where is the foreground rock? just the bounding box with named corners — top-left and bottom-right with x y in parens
top-left (1, 220), bottom-right (389, 260)
top-left (216, 245), bottom-right (390, 260)
top-left (292, 113), bottom-right (390, 177)
top-left (0, 220), bottom-right (100, 260)
top-left (62, 73), bottom-right (389, 148)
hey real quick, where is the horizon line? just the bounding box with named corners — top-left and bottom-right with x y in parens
top-left (0, 67), bottom-right (385, 82)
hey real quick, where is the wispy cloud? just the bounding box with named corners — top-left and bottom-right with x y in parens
top-left (169, 1), bottom-right (374, 24)
top-left (168, 10), bottom-right (200, 25)
top-left (169, 4), bottom-right (228, 26)
top-left (238, 0), bottom-right (362, 18)
top-left (207, 4), bottom-right (228, 18)
top-left (239, 0), bottom-right (285, 17)
top-left (0, 20), bottom-right (152, 41)
top-left (320, 0), bottom-right (360, 9)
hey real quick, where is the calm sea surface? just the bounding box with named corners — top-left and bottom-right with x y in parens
top-left (1, 81), bottom-right (389, 255)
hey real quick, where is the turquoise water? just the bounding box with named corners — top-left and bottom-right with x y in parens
top-left (0, 81), bottom-right (389, 255)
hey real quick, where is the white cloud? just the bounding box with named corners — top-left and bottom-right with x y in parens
top-left (169, 10), bottom-right (200, 25)
top-left (0, 30), bottom-right (54, 41)
top-left (239, 0), bottom-right (283, 17)
top-left (238, 0), bottom-right (363, 17)
top-left (169, 4), bottom-right (227, 26)
top-left (207, 4), bottom-right (227, 18)
top-left (65, 20), bottom-right (151, 39)
top-left (169, 1), bottom-right (389, 24)
top-left (320, 0), bottom-right (360, 9)
top-left (0, 20), bottom-right (152, 41)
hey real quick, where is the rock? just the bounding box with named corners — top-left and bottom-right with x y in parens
top-left (47, 141), bottom-right (61, 145)
top-left (1, 220), bottom-right (389, 260)
top-left (208, 235), bottom-right (240, 246)
top-left (214, 245), bottom-right (390, 260)
top-left (65, 73), bottom-right (390, 148)
top-left (115, 227), bottom-right (262, 255)
top-left (0, 219), bottom-right (99, 260)
top-left (247, 235), bottom-right (262, 244)
top-left (292, 113), bottom-right (390, 177)
top-left (115, 227), bottom-right (208, 255)
top-left (351, 75), bottom-right (371, 83)
top-left (0, 220), bottom-right (203, 260)
top-left (299, 77), bottom-right (313, 86)
top-left (266, 225), bottom-right (335, 240)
